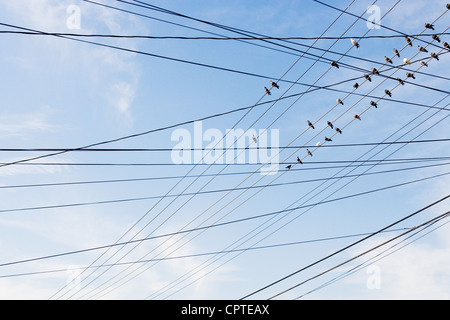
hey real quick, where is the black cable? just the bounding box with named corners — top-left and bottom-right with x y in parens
top-left (2, 171), bottom-right (448, 269)
top-left (241, 194), bottom-right (450, 299)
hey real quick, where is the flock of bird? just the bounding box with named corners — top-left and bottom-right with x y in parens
top-left (260, 6), bottom-right (450, 171)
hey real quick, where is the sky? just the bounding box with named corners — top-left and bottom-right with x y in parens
top-left (0, 0), bottom-right (449, 300)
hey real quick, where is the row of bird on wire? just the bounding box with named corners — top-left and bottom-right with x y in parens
top-left (262, 17), bottom-right (449, 171)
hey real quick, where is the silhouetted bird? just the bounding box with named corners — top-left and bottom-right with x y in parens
top-left (431, 53), bottom-right (439, 60)
top-left (351, 38), bottom-right (360, 48)
top-left (432, 35), bottom-right (441, 42)
top-left (286, 165), bottom-right (292, 170)
top-left (354, 114), bottom-right (361, 120)
top-left (364, 74), bottom-right (372, 82)
top-left (397, 78), bottom-right (405, 85)
top-left (406, 72), bottom-right (416, 79)
top-left (331, 61), bottom-right (339, 68)
top-left (307, 120), bottom-right (315, 129)
top-left (325, 137), bottom-right (332, 142)
top-left (405, 36), bottom-right (413, 47)
top-left (371, 67), bottom-right (380, 75)
top-left (336, 128), bottom-right (342, 134)
top-left (418, 45), bottom-right (428, 53)
top-left (393, 48), bottom-right (400, 57)
top-left (443, 42), bottom-right (449, 49)
top-left (420, 60), bottom-right (429, 67)
top-left (307, 149), bottom-right (313, 157)
top-left (384, 56), bottom-right (393, 64)
top-left (264, 87), bottom-right (271, 95)
top-left (297, 157), bottom-right (303, 164)
top-left (353, 82), bottom-right (360, 89)
top-left (425, 23), bottom-right (435, 30)
top-left (327, 121), bottom-right (334, 129)
top-left (385, 89), bottom-right (392, 97)
top-left (370, 101), bottom-right (378, 108)
top-left (270, 81), bottom-right (279, 89)
top-left (337, 98), bottom-right (344, 105)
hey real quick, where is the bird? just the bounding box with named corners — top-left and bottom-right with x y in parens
top-left (316, 141), bottom-right (321, 147)
top-left (297, 156), bottom-right (303, 164)
top-left (353, 82), bottom-right (360, 89)
top-left (325, 137), bottom-right (332, 142)
top-left (336, 98), bottom-right (344, 105)
top-left (286, 165), bottom-right (292, 170)
top-left (364, 74), bottom-right (372, 82)
top-left (370, 101), bottom-right (378, 108)
top-left (384, 56), bottom-right (393, 64)
top-left (447, 3), bottom-right (450, 9)
top-left (335, 128), bottom-right (342, 134)
top-left (420, 60), bottom-right (429, 67)
top-left (418, 45), bottom-right (428, 53)
top-left (331, 61), bottom-right (339, 68)
top-left (351, 38), bottom-right (360, 48)
top-left (270, 81), bottom-right (279, 89)
top-left (264, 87), bottom-right (271, 95)
top-left (431, 53), bottom-right (439, 60)
top-left (327, 121), bottom-right (334, 129)
top-left (406, 72), bottom-right (416, 79)
top-left (425, 23), bottom-right (435, 30)
top-left (385, 89), bottom-right (392, 97)
top-left (371, 67), bottom-right (380, 75)
top-left (443, 42), bottom-right (450, 49)
top-left (432, 34), bottom-right (441, 43)
top-left (403, 58), bottom-right (412, 65)
top-left (405, 36), bottom-right (413, 47)
top-left (252, 135), bottom-right (257, 143)
top-left (307, 149), bottom-right (313, 157)
top-left (354, 114), bottom-right (361, 120)
top-left (307, 120), bottom-right (315, 129)
top-left (393, 48), bottom-right (400, 57)
top-left (397, 78), bottom-right (405, 85)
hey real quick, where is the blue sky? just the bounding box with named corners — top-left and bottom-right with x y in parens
top-left (0, 0), bottom-right (449, 300)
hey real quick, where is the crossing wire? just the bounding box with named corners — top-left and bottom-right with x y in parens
top-left (54, 0), bottom-right (365, 300)
top-left (81, 0), bottom-right (432, 300)
top-left (143, 28), bottom-right (450, 300)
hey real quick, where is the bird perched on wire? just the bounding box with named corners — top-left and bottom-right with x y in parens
top-left (418, 45), bottom-right (428, 53)
top-left (264, 87), bottom-right (271, 95)
top-left (443, 42), bottom-right (449, 49)
top-left (384, 56), bottom-right (393, 64)
top-left (405, 36), bottom-right (413, 47)
top-left (316, 141), bottom-right (322, 147)
top-left (420, 60), bottom-right (429, 67)
top-left (325, 137), bottom-right (332, 142)
top-left (447, 3), bottom-right (450, 9)
top-left (307, 120), bottom-right (315, 129)
top-left (364, 74), bottom-right (372, 82)
top-left (270, 81), bottom-right (279, 89)
top-left (327, 121), bottom-right (334, 129)
top-left (371, 67), bottom-right (380, 75)
top-left (297, 157), bottom-right (303, 164)
top-left (252, 135), bottom-right (257, 143)
top-left (432, 35), bottom-right (441, 42)
top-left (397, 78), bottom-right (405, 85)
top-left (393, 48), bottom-right (400, 57)
top-left (354, 114), bottom-right (361, 120)
top-left (335, 128), bottom-right (343, 134)
top-left (331, 61), bottom-right (340, 69)
top-left (403, 58), bottom-right (412, 65)
top-left (385, 89), bottom-right (392, 97)
top-left (425, 23), bottom-right (435, 30)
top-left (370, 101), bottom-right (378, 108)
top-left (307, 149), bottom-right (313, 157)
top-left (351, 38), bottom-right (360, 48)
top-left (337, 98), bottom-right (344, 105)
top-left (286, 165), bottom-right (292, 170)
top-left (406, 72), bottom-right (416, 79)
top-left (431, 53), bottom-right (439, 60)
top-left (353, 82), bottom-right (360, 89)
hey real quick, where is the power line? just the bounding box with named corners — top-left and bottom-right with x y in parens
top-left (241, 194), bottom-right (450, 299)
